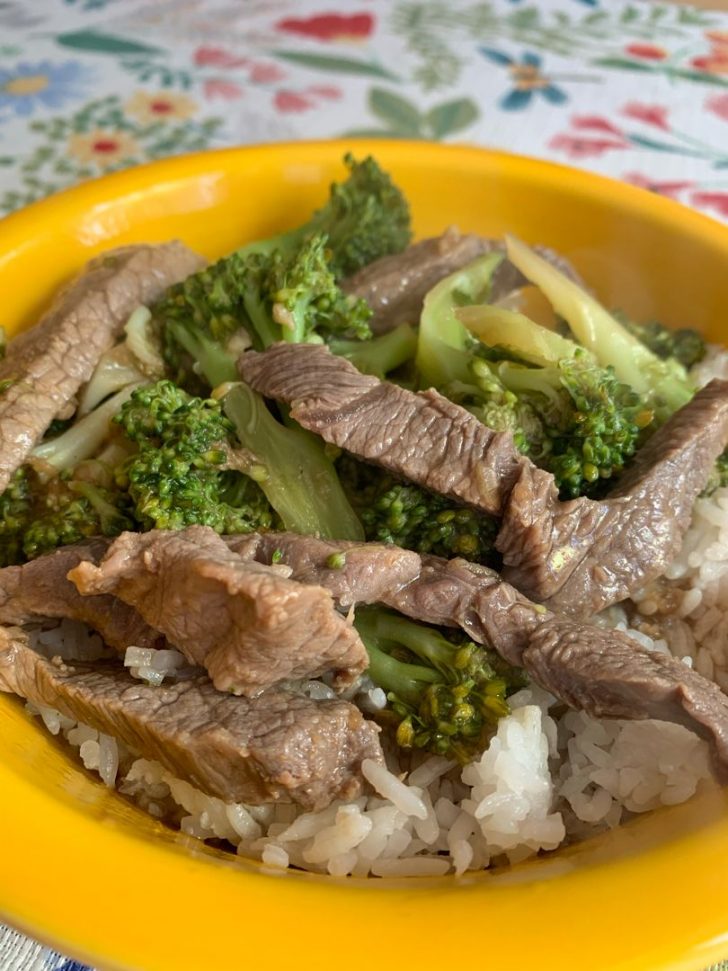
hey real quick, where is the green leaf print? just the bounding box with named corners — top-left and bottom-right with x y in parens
top-left (270, 50), bottom-right (399, 81)
top-left (344, 88), bottom-right (478, 141)
top-left (591, 57), bottom-right (654, 72)
top-left (56, 30), bottom-right (162, 56)
top-left (426, 98), bottom-right (479, 139)
top-left (369, 89), bottom-right (423, 136)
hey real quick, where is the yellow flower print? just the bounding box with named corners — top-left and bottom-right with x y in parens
top-left (67, 129), bottom-right (140, 169)
top-left (124, 90), bottom-right (197, 124)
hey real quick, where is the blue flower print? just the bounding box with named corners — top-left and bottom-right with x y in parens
top-left (0, 61), bottom-right (93, 118)
top-left (478, 49), bottom-right (567, 110)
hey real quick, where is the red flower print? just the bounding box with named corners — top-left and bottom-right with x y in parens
top-left (622, 102), bottom-right (670, 131)
top-left (625, 43), bottom-right (667, 61)
top-left (549, 134), bottom-right (626, 159)
top-left (706, 30), bottom-right (728, 49)
top-left (691, 53), bottom-right (728, 75)
top-left (691, 191), bottom-right (728, 218)
top-left (248, 62), bottom-right (285, 84)
top-left (274, 89), bottom-right (314, 113)
top-left (706, 93), bottom-right (728, 122)
top-left (194, 46), bottom-right (248, 69)
top-left (623, 173), bottom-right (692, 200)
top-left (307, 85), bottom-right (342, 100)
top-left (571, 116), bottom-right (624, 137)
top-left (275, 12), bottom-right (374, 43)
top-left (203, 79), bottom-right (242, 100)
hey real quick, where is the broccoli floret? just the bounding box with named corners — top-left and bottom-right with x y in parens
top-left (250, 233), bottom-right (372, 345)
top-left (338, 455), bottom-right (498, 564)
top-left (115, 381), bottom-right (275, 534)
top-left (223, 383), bottom-right (364, 540)
top-left (153, 233), bottom-right (367, 541)
top-left (156, 233), bottom-right (372, 390)
top-left (355, 607), bottom-right (522, 761)
top-left (238, 153), bottom-right (411, 279)
top-left (328, 323), bottom-right (417, 378)
top-left (455, 304), bottom-right (655, 498)
top-left (504, 235), bottom-right (694, 422)
top-left (14, 476), bottom-right (132, 562)
top-left (496, 356), bottom-right (654, 498)
top-left (0, 468), bottom-right (34, 566)
top-left (618, 314), bottom-right (706, 370)
top-left (23, 482), bottom-right (132, 560)
top-left (414, 253), bottom-right (544, 455)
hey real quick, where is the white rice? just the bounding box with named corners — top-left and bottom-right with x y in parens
top-left (22, 348), bottom-right (728, 876)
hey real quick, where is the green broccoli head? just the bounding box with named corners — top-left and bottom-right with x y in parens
top-left (618, 315), bottom-right (706, 370)
top-left (496, 356), bottom-right (655, 499)
top-left (263, 233), bottom-right (372, 344)
top-left (0, 467), bottom-right (133, 566)
top-left (304, 153), bottom-right (411, 278)
top-left (154, 233), bottom-right (372, 392)
top-left (22, 481), bottom-right (133, 561)
top-left (338, 455), bottom-right (499, 565)
top-left (355, 607), bottom-right (523, 762)
top-left (116, 380), bottom-right (275, 534)
top-left (0, 468), bottom-right (35, 566)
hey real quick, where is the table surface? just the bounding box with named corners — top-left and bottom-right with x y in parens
top-left (2, 0), bottom-right (728, 969)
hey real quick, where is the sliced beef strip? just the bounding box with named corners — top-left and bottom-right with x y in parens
top-left (0, 241), bottom-right (204, 493)
top-left (0, 627), bottom-right (382, 810)
top-left (342, 229), bottom-right (583, 334)
top-left (239, 344), bottom-right (728, 617)
top-left (240, 343), bottom-right (526, 517)
top-left (225, 533), bottom-right (540, 667)
top-left (498, 377), bottom-right (728, 615)
top-left (0, 540), bottom-right (161, 653)
top-left (226, 531), bottom-right (728, 780)
top-left (68, 526), bottom-right (368, 697)
top-left (522, 618), bottom-right (728, 782)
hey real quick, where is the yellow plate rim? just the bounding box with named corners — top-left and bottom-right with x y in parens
top-left (1, 139), bottom-right (728, 971)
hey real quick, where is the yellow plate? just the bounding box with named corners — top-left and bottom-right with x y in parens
top-left (1, 141), bottom-right (728, 971)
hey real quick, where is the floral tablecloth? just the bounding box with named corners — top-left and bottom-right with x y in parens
top-left (2, 0), bottom-right (728, 969)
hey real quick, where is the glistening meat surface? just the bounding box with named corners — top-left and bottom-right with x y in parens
top-left (0, 540), bottom-right (161, 653)
top-left (0, 241), bottom-right (204, 492)
top-left (68, 526), bottom-right (368, 696)
top-left (227, 531), bottom-right (728, 781)
top-left (342, 229), bottom-right (583, 334)
top-left (239, 343), bottom-right (728, 617)
top-left (0, 627), bottom-right (382, 810)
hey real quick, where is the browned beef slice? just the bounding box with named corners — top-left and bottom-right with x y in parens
top-left (227, 532), bottom-right (728, 778)
top-left (240, 344), bottom-right (728, 617)
top-left (240, 343), bottom-right (526, 517)
top-left (342, 230), bottom-right (502, 334)
top-left (0, 540), bottom-right (161, 653)
top-left (0, 627), bottom-right (382, 809)
top-left (226, 533), bottom-right (541, 666)
top-left (68, 526), bottom-right (368, 697)
top-left (523, 618), bottom-right (728, 781)
top-left (498, 378), bottom-right (728, 616)
top-left (0, 242), bottom-right (204, 492)
top-left (227, 532), bottom-right (424, 608)
top-left (342, 229), bottom-right (583, 334)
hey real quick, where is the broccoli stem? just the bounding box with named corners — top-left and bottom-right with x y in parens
top-left (416, 252), bottom-right (504, 390)
top-left (504, 234), bottom-right (694, 418)
top-left (456, 305), bottom-right (587, 367)
top-left (353, 606), bottom-right (513, 760)
top-left (167, 321), bottom-right (239, 388)
top-left (328, 323), bottom-right (417, 377)
top-left (357, 608), bottom-right (464, 676)
top-left (362, 639), bottom-right (440, 709)
top-left (223, 383), bottom-right (364, 541)
top-left (31, 384), bottom-right (142, 475)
